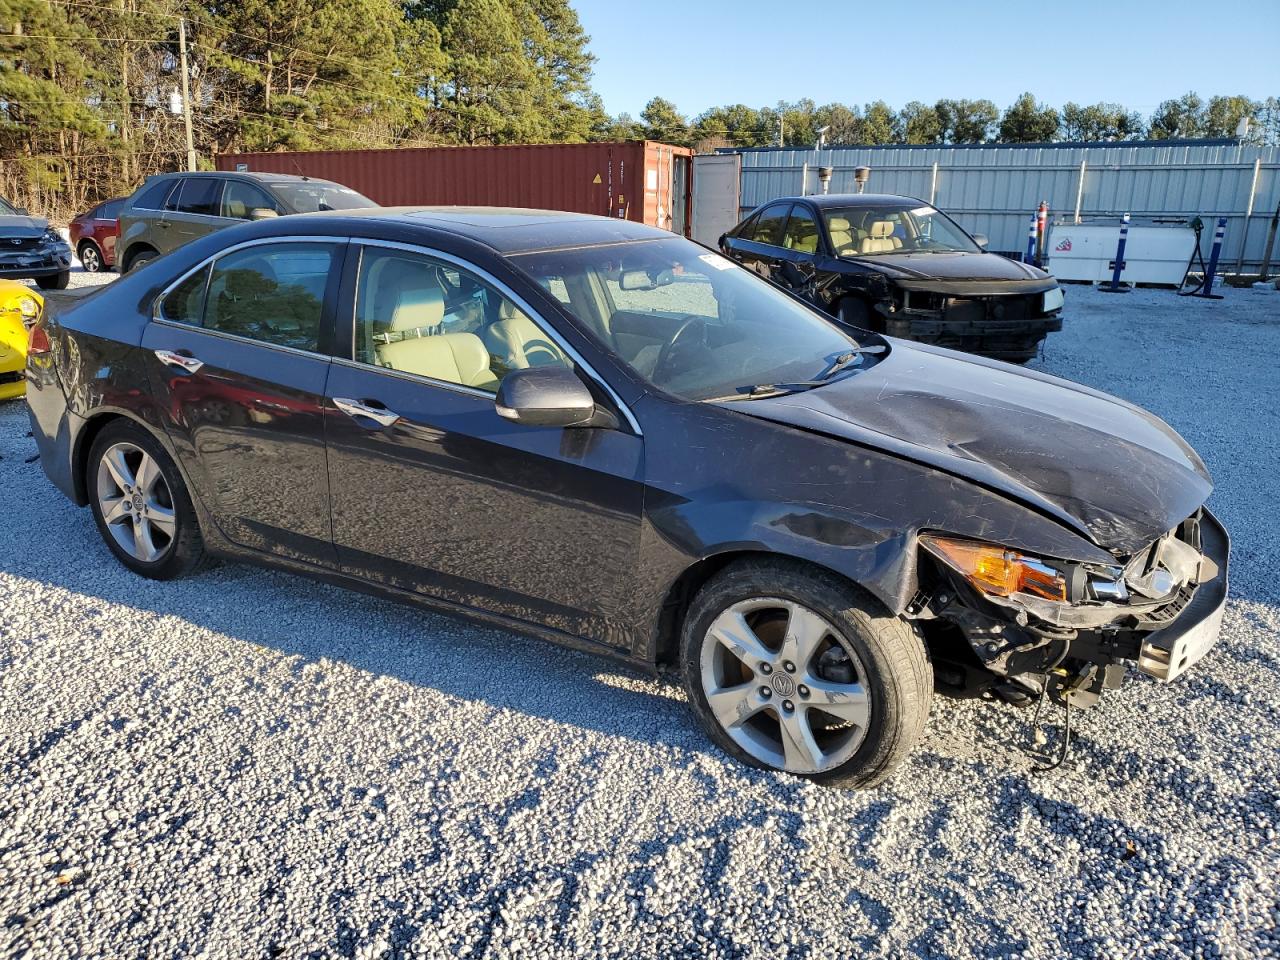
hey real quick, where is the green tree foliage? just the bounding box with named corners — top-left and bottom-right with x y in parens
top-left (935, 98), bottom-right (998, 143)
top-left (899, 101), bottom-right (942, 144)
top-left (861, 101), bottom-right (899, 145)
top-left (999, 92), bottom-right (1059, 143)
top-left (639, 96), bottom-right (689, 144)
top-left (1059, 101), bottom-right (1144, 141)
top-left (1203, 94), bottom-right (1261, 139)
top-left (1149, 91), bottom-right (1205, 139)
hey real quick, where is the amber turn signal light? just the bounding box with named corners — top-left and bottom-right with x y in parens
top-left (920, 535), bottom-right (1068, 602)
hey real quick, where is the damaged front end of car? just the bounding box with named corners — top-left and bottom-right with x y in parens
top-left (913, 508), bottom-right (1229, 715)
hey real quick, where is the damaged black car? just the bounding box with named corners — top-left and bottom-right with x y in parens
top-left (721, 194), bottom-right (1064, 362)
top-left (26, 209), bottom-right (1225, 789)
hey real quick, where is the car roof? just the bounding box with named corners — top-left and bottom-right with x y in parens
top-left (285, 206), bottom-right (674, 255)
top-left (771, 194), bottom-right (929, 209)
top-left (148, 171), bottom-right (338, 185)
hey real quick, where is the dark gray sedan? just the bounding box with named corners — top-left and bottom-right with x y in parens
top-left (25, 208), bottom-right (1228, 788)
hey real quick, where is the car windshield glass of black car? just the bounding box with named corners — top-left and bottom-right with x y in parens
top-left (271, 182), bottom-right (375, 213)
top-left (825, 203), bottom-right (979, 256)
top-left (511, 238), bottom-right (859, 402)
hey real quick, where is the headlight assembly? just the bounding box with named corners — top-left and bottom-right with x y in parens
top-left (17, 296), bottom-right (38, 318)
top-left (920, 534), bottom-right (1068, 602)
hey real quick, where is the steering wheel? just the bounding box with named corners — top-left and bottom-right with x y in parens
top-left (651, 316), bottom-right (709, 385)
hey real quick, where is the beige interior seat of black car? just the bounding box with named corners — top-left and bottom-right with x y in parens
top-left (860, 220), bottom-right (897, 254)
top-left (828, 217), bottom-right (857, 255)
top-left (377, 331), bottom-right (498, 391)
top-left (483, 300), bottom-right (568, 370)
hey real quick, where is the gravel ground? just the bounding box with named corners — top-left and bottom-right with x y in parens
top-left (2, 279), bottom-right (1279, 960)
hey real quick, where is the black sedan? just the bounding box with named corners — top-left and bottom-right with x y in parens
top-left (721, 194), bottom-right (1064, 361)
top-left (26, 207), bottom-right (1227, 788)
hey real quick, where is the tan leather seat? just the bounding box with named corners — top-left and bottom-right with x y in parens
top-left (483, 302), bottom-right (568, 370)
top-left (378, 331), bottom-right (498, 391)
top-left (828, 216), bottom-right (857, 255)
top-left (860, 220), bottom-right (897, 254)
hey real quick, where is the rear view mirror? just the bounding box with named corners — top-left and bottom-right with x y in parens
top-left (495, 366), bottom-right (612, 429)
top-left (619, 268), bottom-right (674, 291)
top-left (249, 207), bottom-right (279, 220)
top-left (972, 233), bottom-right (989, 250)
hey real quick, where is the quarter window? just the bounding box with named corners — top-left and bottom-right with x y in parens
top-left (200, 242), bottom-right (339, 352)
top-left (746, 203), bottom-right (791, 247)
top-left (159, 267), bottom-right (208, 325)
top-left (353, 246), bottom-right (571, 393)
top-left (132, 179), bottom-right (175, 211)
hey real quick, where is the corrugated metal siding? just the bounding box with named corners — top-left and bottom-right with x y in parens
top-left (733, 142), bottom-right (1280, 269)
top-left (217, 141), bottom-right (694, 233)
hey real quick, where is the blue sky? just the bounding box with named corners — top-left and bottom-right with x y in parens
top-left (574, 0), bottom-right (1280, 119)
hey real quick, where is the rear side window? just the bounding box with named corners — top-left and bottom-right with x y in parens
top-left (782, 206), bottom-right (821, 254)
top-left (202, 242), bottom-right (340, 352)
top-left (747, 203), bottom-right (791, 247)
top-left (159, 267), bottom-right (208, 325)
top-left (221, 180), bottom-right (279, 220)
top-left (132, 179), bottom-right (175, 211)
top-left (98, 199), bottom-right (125, 219)
top-left (172, 178), bottom-right (223, 217)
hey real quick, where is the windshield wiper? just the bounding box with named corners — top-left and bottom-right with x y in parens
top-left (707, 346), bottom-right (886, 402)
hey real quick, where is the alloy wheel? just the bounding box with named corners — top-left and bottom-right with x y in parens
top-left (96, 442), bottom-right (177, 563)
top-left (80, 244), bottom-right (101, 272)
top-left (699, 597), bottom-right (872, 774)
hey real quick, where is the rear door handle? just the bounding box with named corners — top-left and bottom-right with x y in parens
top-left (154, 349), bottom-right (203, 373)
top-left (333, 397), bottom-right (400, 428)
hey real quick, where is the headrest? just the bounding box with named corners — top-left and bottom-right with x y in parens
top-left (389, 286), bottom-right (444, 332)
top-left (870, 220), bottom-right (894, 238)
top-left (828, 217), bottom-right (851, 231)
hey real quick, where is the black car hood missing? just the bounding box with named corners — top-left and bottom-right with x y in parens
top-left (839, 249), bottom-right (1047, 283)
top-left (738, 341), bottom-right (1212, 555)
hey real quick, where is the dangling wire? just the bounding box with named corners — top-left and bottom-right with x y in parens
top-left (1032, 695), bottom-right (1072, 774)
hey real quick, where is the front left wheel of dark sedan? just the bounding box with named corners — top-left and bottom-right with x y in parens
top-left (681, 559), bottom-right (933, 789)
top-left (88, 421), bottom-right (207, 580)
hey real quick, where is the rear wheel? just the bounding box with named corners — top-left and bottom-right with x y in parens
top-left (35, 270), bottom-right (70, 291)
top-left (87, 421), bottom-right (207, 580)
top-left (125, 247), bottom-right (157, 273)
top-left (78, 242), bottom-right (103, 273)
top-left (680, 559), bottom-right (932, 789)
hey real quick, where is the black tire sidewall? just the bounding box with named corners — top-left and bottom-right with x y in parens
top-left (86, 421), bottom-right (205, 580)
top-left (679, 560), bottom-right (929, 788)
top-left (36, 271), bottom-right (70, 290)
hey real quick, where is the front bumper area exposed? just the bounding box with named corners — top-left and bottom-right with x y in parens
top-left (1136, 510), bottom-right (1229, 681)
top-left (883, 294), bottom-right (1063, 360)
top-left (0, 247), bottom-right (72, 280)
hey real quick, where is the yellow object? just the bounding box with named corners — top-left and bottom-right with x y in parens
top-left (0, 279), bottom-right (42, 401)
top-left (920, 534), bottom-right (1068, 602)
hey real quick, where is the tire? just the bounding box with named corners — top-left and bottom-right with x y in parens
top-left (836, 297), bottom-right (877, 332)
top-left (86, 420), bottom-right (208, 580)
top-left (680, 558), bottom-right (932, 789)
top-left (78, 242), bottom-right (103, 273)
top-left (36, 270), bottom-right (70, 291)
top-left (125, 248), bottom-right (157, 273)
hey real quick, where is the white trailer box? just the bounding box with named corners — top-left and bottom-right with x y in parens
top-left (1045, 223), bottom-right (1197, 286)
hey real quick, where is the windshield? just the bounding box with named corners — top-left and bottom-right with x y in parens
top-left (0, 196), bottom-right (18, 215)
top-left (510, 237), bottom-right (861, 402)
top-left (271, 182), bottom-right (376, 213)
top-left (825, 203), bottom-right (980, 256)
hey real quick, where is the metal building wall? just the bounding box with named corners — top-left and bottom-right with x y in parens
top-left (732, 141), bottom-right (1280, 270)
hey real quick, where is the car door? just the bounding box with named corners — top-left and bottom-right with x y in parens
top-left (772, 202), bottom-right (827, 302)
top-left (160, 177), bottom-right (228, 252)
top-left (96, 199), bottom-right (124, 264)
top-left (141, 238), bottom-right (346, 565)
top-left (323, 241), bottom-right (645, 648)
top-left (723, 202), bottom-right (792, 280)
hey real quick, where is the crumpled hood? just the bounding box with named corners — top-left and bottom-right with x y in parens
top-left (842, 250), bottom-right (1047, 282)
top-left (0, 215), bottom-right (50, 238)
top-left (740, 341), bottom-right (1212, 555)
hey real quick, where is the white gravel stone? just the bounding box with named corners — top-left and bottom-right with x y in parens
top-left (0, 282), bottom-right (1278, 959)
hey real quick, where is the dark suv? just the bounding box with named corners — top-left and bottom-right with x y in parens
top-left (116, 171), bottom-right (376, 272)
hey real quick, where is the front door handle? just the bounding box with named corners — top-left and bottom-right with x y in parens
top-left (333, 397), bottom-right (400, 428)
top-left (154, 349), bottom-right (203, 373)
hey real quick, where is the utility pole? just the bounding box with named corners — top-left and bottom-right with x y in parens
top-left (178, 17), bottom-right (197, 172)
top-left (778, 114), bottom-right (784, 148)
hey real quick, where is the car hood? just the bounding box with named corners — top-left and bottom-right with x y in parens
top-left (0, 215), bottom-right (49, 238)
top-left (738, 341), bottom-right (1212, 555)
top-left (840, 250), bottom-right (1047, 282)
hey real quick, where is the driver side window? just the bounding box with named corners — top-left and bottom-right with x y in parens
top-left (353, 246), bottom-right (573, 394)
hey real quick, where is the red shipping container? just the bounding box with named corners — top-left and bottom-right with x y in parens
top-left (216, 141), bottom-right (694, 236)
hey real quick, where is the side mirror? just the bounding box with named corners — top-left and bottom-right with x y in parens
top-left (495, 366), bottom-right (612, 429)
top-left (972, 233), bottom-right (989, 250)
top-left (15, 207), bottom-right (28, 216)
top-left (249, 207), bottom-right (279, 220)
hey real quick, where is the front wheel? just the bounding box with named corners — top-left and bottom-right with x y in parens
top-left (680, 559), bottom-right (932, 789)
top-left (36, 270), bottom-right (70, 290)
top-left (78, 243), bottom-right (103, 273)
top-left (87, 421), bottom-right (208, 580)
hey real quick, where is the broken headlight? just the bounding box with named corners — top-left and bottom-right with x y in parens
top-left (920, 535), bottom-right (1068, 602)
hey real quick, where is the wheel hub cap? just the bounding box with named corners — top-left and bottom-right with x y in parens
top-left (96, 442), bottom-right (177, 563)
